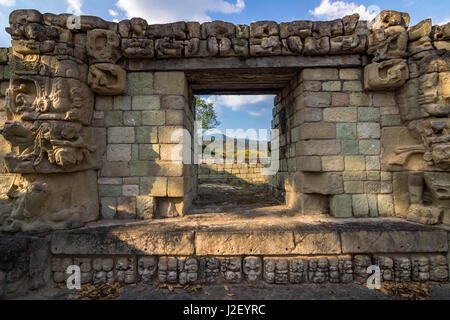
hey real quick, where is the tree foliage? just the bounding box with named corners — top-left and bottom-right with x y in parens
top-left (195, 96), bottom-right (220, 130)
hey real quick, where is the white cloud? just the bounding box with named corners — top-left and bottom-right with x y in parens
top-left (116, 0), bottom-right (245, 24)
top-left (0, 0), bottom-right (15, 6)
top-left (66, 0), bottom-right (83, 15)
top-left (309, 0), bottom-right (378, 21)
top-left (109, 9), bottom-right (118, 17)
top-left (206, 95), bottom-right (272, 117)
top-left (436, 18), bottom-right (450, 25)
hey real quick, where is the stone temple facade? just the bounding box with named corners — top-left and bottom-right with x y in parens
top-left (0, 9), bottom-right (449, 297)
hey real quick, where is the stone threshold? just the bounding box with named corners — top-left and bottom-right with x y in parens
top-left (51, 214), bottom-right (449, 257)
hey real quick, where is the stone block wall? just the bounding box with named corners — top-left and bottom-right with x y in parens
top-left (0, 9), bottom-right (447, 235)
top-left (270, 67), bottom-right (398, 217)
top-left (96, 71), bottom-right (196, 220)
top-left (198, 162), bottom-right (268, 185)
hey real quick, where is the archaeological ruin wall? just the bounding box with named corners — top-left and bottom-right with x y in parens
top-left (0, 9), bottom-right (449, 297)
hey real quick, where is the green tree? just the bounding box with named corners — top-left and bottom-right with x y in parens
top-left (195, 96), bottom-right (220, 130)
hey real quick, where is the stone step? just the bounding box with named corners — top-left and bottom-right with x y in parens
top-left (50, 216), bottom-right (449, 256)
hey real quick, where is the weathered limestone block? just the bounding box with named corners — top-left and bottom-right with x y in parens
top-left (393, 119), bottom-right (450, 171)
top-left (264, 258), bottom-right (288, 284)
top-left (353, 255), bottom-right (371, 283)
top-left (429, 255), bottom-right (449, 282)
top-left (250, 21), bottom-right (279, 38)
top-left (195, 231), bottom-right (294, 255)
top-left (411, 256), bottom-right (430, 281)
top-left (52, 226), bottom-right (195, 256)
top-left (155, 38), bottom-right (184, 58)
top-left (408, 19), bottom-right (432, 42)
top-left (311, 21), bottom-right (332, 38)
top-left (303, 37), bottom-right (330, 55)
top-left (397, 79), bottom-right (427, 121)
top-left (219, 38), bottom-right (249, 57)
top-left (281, 36), bottom-right (303, 55)
top-left (7, 23), bottom-right (59, 43)
top-left (186, 22), bottom-right (201, 38)
top-left (292, 231), bottom-right (341, 255)
top-left (289, 258), bottom-right (308, 283)
top-left (381, 127), bottom-right (425, 171)
top-left (146, 22), bottom-right (187, 40)
top-left (329, 34), bottom-right (366, 54)
top-left (338, 256), bottom-right (353, 283)
top-left (280, 21), bottom-right (312, 39)
top-left (408, 36), bottom-right (433, 55)
top-left (158, 256), bottom-right (178, 283)
top-left (371, 10), bottom-right (410, 30)
top-left (92, 258), bottom-right (114, 284)
top-left (341, 230), bottom-right (448, 253)
top-left (343, 13), bottom-right (360, 35)
top-left (236, 24), bottom-right (249, 39)
top-left (136, 195), bottom-right (154, 219)
top-left (299, 172), bottom-right (344, 195)
top-left (115, 257), bottom-right (136, 284)
top-left (9, 10), bottom-right (44, 25)
top-left (243, 256), bottom-right (262, 283)
top-left (199, 257), bottom-right (220, 283)
top-left (431, 23), bottom-right (450, 41)
top-left (184, 37), bottom-right (218, 57)
top-left (417, 71), bottom-right (450, 117)
top-left (88, 63), bottom-right (127, 95)
top-left (137, 256), bottom-right (157, 282)
top-left (308, 257), bottom-right (328, 283)
top-left (394, 256), bottom-right (411, 282)
top-left (201, 21), bottom-right (235, 40)
top-left (178, 257), bottom-right (198, 285)
top-left (218, 257), bottom-right (242, 283)
top-left (328, 256), bottom-right (340, 283)
top-left (122, 39), bottom-right (154, 58)
top-left (434, 40), bottom-right (450, 51)
top-left (364, 59), bottom-right (409, 90)
top-left (37, 56), bottom-right (88, 82)
top-left (249, 21), bottom-right (281, 56)
top-left (355, 21), bottom-right (371, 37)
top-left (330, 194), bottom-right (352, 218)
top-left (118, 17), bottom-right (148, 38)
top-left (374, 255), bottom-right (394, 281)
top-left (398, 172), bottom-right (450, 225)
top-left (0, 170), bottom-right (98, 233)
top-left (368, 26), bottom-right (408, 61)
top-left (10, 39), bottom-right (40, 56)
top-left (86, 29), bottom-right (121, 63)
top-left (288, 193), bottom-right (329, 215)
top-left (417, 50), bottom-right (450, 74)
top-left (250, 36), bottom-right (281, 56)
top-left (155, 196), bottom-right (191, 218)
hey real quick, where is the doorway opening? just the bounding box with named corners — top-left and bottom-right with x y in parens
top-left (189, 94), bottom-right (283, 215)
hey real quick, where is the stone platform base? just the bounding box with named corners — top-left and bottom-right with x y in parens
top-left (49, 214), bottom-right (449, 286)
top-left (2, 214), bottom-right (450, 297)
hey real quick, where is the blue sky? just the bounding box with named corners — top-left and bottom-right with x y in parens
top-left (1, 0), bottom-right (449, 136)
